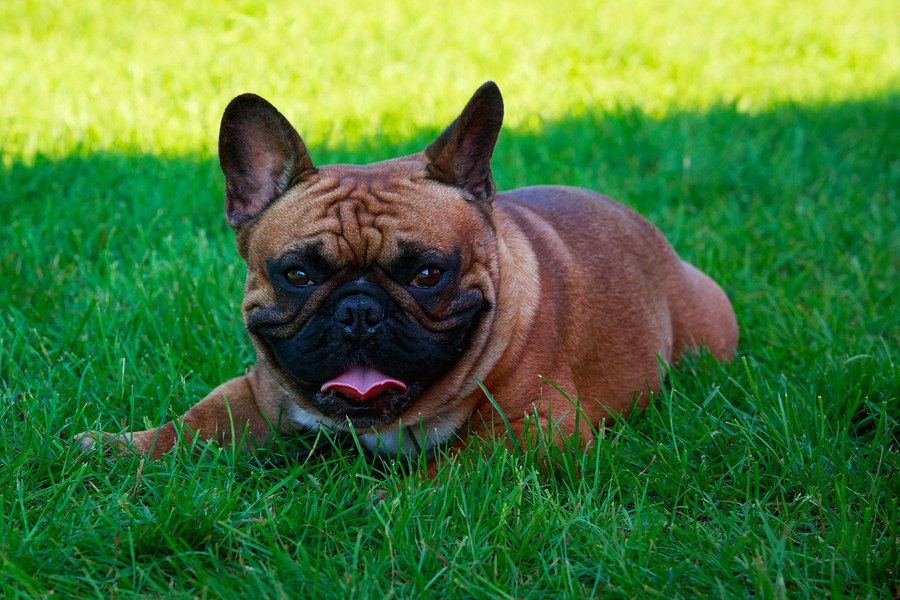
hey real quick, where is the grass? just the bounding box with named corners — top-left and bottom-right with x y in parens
top-left (1, 0), bottom-right (899, 597)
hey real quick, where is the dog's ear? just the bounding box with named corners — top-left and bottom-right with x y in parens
top-left (424, 81), bottom-right (504, 204)
top-left (219, 94), bottom-right (316, 231)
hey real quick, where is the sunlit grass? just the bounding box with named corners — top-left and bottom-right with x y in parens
top-left (2, 0), bottom-right (898, 158)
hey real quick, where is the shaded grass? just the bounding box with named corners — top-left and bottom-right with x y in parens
top-left (1, 96), bottom-right (899, 597)
top-left (2, 0), bottom-right (900, 596)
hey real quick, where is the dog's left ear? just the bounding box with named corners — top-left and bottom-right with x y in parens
top-left (424, 81), bottom-right (504, 204)
top-left (219, 94), bottom-right (316, 232)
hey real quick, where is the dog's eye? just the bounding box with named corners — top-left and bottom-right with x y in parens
top-left (410, 266), bottom-right (443, 288)
top-left (284, 269), bottom-right (312, 286)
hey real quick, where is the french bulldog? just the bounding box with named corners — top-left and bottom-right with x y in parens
top-left (76, 82), bottom-right (738, 474)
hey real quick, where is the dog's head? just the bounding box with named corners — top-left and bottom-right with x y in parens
top-left (218, 83), bottom-right (505, 431)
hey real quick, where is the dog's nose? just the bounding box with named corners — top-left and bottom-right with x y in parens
top-left (334, 293), bottom-right (385, 338)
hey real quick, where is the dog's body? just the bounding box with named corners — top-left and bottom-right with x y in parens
top-left (77, 83), bottom-right (738, 473)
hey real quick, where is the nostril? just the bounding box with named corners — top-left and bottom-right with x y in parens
top-left (363, 304), bottom-right (385, 327)
top-left (335, 302), bottom-right (353, 325)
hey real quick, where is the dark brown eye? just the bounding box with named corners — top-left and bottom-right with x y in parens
top-left (411, 266), bottom-right (443, 288)
top-left (285, 269), bottom-right (311, 286)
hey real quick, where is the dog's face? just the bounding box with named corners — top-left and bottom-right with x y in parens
top-left (219, 83), bottom-right (505, 431)
top-left (242, 165), bottom-right (494, 430)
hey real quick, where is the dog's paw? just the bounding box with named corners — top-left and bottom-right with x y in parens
top-left (73, 431), bottom-right (139, 457)
top-left (73, 430), bottom-right (103, 452)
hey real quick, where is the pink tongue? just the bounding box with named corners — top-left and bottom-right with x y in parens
top-left (321, 364), bottom-right (407, 402)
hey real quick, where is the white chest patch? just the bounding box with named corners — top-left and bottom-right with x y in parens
top-left (282, 403), bottom-right (462, 461)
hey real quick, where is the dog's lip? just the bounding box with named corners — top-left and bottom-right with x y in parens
top-left (321, 364), bottom-right (407, 403)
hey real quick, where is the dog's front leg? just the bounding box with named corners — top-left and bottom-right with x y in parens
top-left (75, 367), bottom-right (294, 459)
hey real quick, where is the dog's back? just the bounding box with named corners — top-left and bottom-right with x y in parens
top-left (491, 185), bottom-right (738, 420)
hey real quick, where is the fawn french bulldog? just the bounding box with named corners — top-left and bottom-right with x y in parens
top-left (76, 82), bottom-right (738, 474)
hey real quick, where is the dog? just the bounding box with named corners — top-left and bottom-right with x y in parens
top-left (76, 82), bottom-right (738, 474)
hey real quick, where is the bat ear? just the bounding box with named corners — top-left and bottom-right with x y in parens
top-left (218, 94), bottom-right (316, 231)
top-left (423, 82), bottom-right (504, 204)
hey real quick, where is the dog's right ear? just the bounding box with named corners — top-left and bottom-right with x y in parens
top-left (219, 94), bottom-right (316, 232)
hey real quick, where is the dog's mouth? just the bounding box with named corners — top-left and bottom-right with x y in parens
top-left (320, 364), bottom-right (407, 402)
top-left (277, 361), bottom-right (422, 428)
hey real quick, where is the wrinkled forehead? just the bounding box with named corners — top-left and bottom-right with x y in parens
top-left (247, 164), bottom-right (487, 268)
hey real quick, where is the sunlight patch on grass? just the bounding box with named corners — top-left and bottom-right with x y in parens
top-left (1, 0), bottom-right (898, 159)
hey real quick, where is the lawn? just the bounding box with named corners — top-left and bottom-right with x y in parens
top-left (1, 0), bottom-right (898, 597)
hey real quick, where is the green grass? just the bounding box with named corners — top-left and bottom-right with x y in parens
top-left (1, 0), bottom-right (899, 597)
